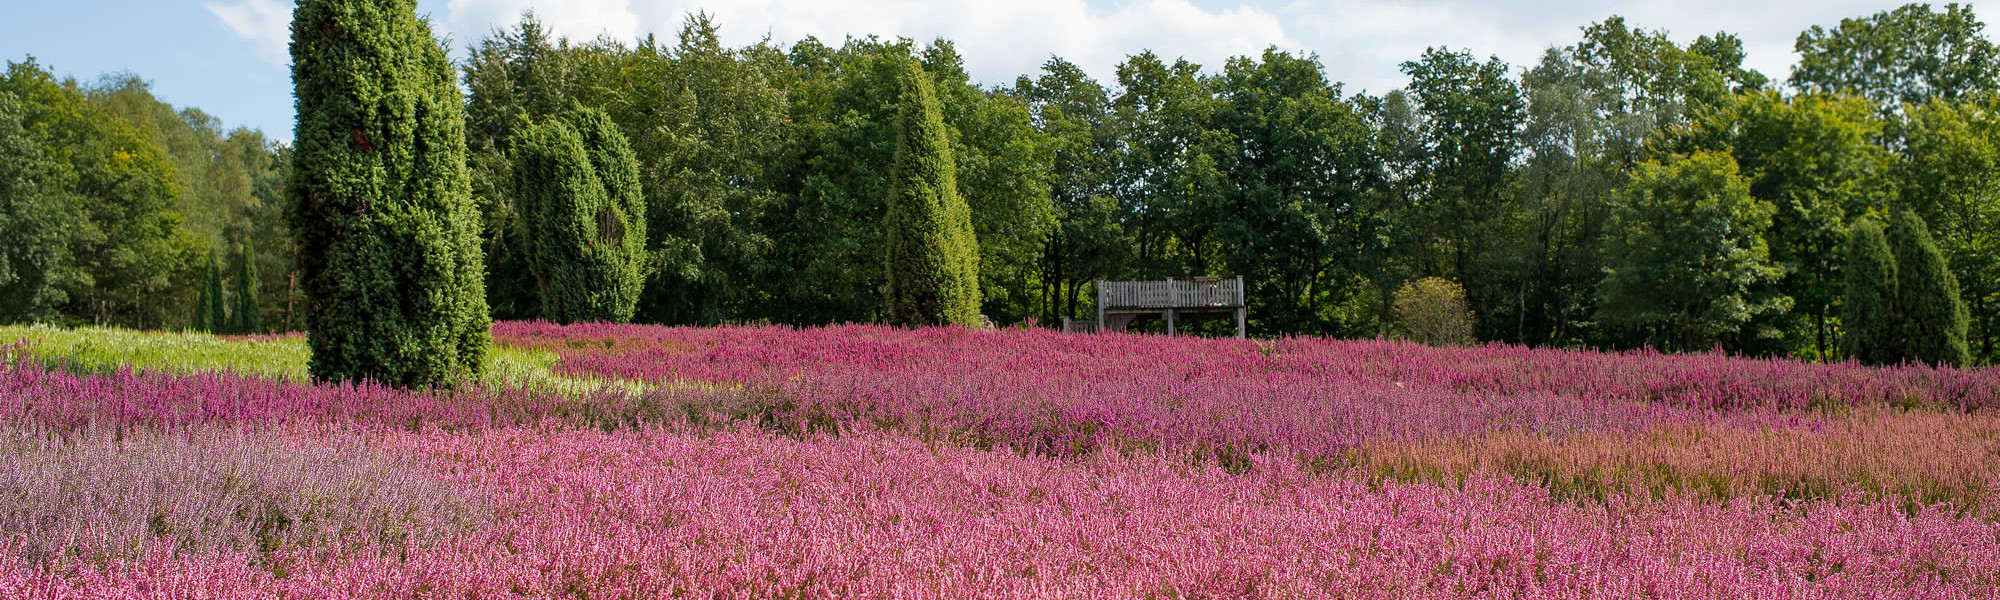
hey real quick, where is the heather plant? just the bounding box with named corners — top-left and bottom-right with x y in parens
top-left (0, 343), bottom-right (693, 433)
top-left (4, 322), bottom-right (2000, 596)
top-left (1354, 405), bottom-right (2000, 513)
top-left (0, 425), bottom-right (481, 565)
top-left (502, 323), bottom-right (2000, 496)
top-left (25, 427), bottom-right (1994, 598)
top-left (288, 0), bottom-right (490, 387)
top-left (503, 320), bottom-right (2000, 419)
top-left (485, 321), bottom-right (2000, 512)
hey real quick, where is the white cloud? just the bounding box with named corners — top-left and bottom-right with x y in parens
top-left (206, 0), bottom-right (293, 65)
top-left (446, 0), bottom-right (644, 44)
top-left (434, 0), bottom-right (1298, 88)
top-left (1278, 0), bottom-right (1949, 96)
top-left (207, 0), bottom-right (1987, 98)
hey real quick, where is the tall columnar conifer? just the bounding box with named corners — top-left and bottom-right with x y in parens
top-left (884, 60), bottom-right (981, 327)
top-left (193, 252), bottom-right (225, 333)
top-left (1841, 219), bottom-right (1897, 365)
top-left (230, 243), bottom-right (260, 334)
top-left (1888, 210), bottom-right (1972, 366)
top-left (511, 108), bottom-right (647, 323)
top-left (288, 0), bottom-right (490, 386)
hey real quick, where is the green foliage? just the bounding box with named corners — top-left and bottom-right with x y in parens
top-left (1394, 277), bottom-right (1475, 346)
top-left (462, 13), bottom-right (586, 321)
top-left (288, 0), bottom-right (490, 386)
top-left (1895, 98), bottom-right (2000, 361)
top-left (230, 243), bottom-right (260, 334)
top-left (0, 60), bottom-right (286, 332)
top-left (617, 16), bottom-right (788, 324)
top-left (1398, 48), bottom-right (1524, 337)
top-left (923, 44), bottom-right (1056, 323)
top-left (1, 324), bottom-right (309, 381)
top-left (88, 79), bottom-right (294, 332)
top-left (19, 6), bottom-right (1982, 359)
top-left (1842, 219), bottom-right (1899, 364)
top-left (0, 60), bottom-right (203, 329)
top-left (510, 108), bottom-right (646, 323)
top-left (884, 59), bottom-right (981, 327)
top-left (1676, 91), bottom-right (1892, 357)
top-left (1792, 3), bottom-right (1998, 107)
top-left (1107, 51), bottom-right (1227, 279)
top-left (1013, 58), bottom-right (1126, 322)
top-left (0, 324), bottom-right (636, 395)
top-left (1572, 17), bottom-right (1766, 134)
top-left (192, 252), bottom-right (225, 333)
top-left (1887, 210), bottom-right (1972, 365)
top-left (0, 89), bottom-right (76, 324)
top-left (1500, 52), bottom-right (1620, 346)
top-left (758, 37), bottom-right (1050, 325)
top-left (1597, 151), bottom-right (1789, 351)
top-left (1212, 49), bottom-right (1380, 335)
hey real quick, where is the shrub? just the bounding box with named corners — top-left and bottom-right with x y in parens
top-left (1394, 277), bottom-right (1475, 346)
top-left (287, 0), bottom-right (490, 386)
top-left (510, 108), bottom-right (646, 324)
top-left (192, 252), bottom-right (225, 333)
top-left (884, 60), bottom-right (981, 327)
top-left (1887, 210), bottom-right (1971, 366)
top-left (229, 243), bottom-right (260, 334)
top-left (1842, 219), bottom-right (1897, 364)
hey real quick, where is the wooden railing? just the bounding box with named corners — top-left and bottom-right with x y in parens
top-left (1061, 318), bottom-right (1100, 333)
top-left (1097, 277), bottom-right (1243, 309)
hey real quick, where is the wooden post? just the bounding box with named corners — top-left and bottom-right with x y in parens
top-left (1235, 276), bottom-right (1246, 339)
top-left (1167, 308), bottom-right (1176, 336)
top-left (1095, 280), bottom-right (1104, 335)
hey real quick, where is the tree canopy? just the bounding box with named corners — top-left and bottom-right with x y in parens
top-left (7, 3), bottom-right (2000, 364)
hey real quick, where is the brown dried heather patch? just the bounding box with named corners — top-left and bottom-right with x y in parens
top-left (1353, 406), bottom-right (2000, 513)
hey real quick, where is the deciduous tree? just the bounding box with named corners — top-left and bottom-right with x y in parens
top-left (1793, 3), bottom-right (1999, 107)
top-left (1597, 151), bottom-right (1788, 351)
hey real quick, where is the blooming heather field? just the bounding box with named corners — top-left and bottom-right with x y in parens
top-left (1, 323), bottom-right (1998, 598)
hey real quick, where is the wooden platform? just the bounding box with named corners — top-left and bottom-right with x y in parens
top-left (1065, 277), bottom-right (1246, 338)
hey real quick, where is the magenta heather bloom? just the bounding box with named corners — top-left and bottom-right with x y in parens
top-left (1, 322), bottom-right (1995, 597)
top-left (5, 427), bottom-right (1998, 598)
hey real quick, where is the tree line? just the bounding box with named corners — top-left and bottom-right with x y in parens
top-left (0, 61), bottom-right (289, 333)
top-left (3, 2), bottom-right (1996, 367)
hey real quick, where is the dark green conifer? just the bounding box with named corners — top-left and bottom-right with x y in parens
top-left (1841, 219), bottom-right (1897, 365)
top-left (288, 0), bottom-right (490, 386)
top-left (884, 60), bottom-right (981, 327)
top-left (1888, 210), bottom-right (1971, 366)
top-left (511, 108), bottom-right (646, 323)
top-left (229, 243), bottom-right (260, 334)
top-left (192, 251), bottom-right (225, 333)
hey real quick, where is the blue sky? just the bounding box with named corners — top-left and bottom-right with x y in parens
top-left (0, 0), bottom-right (1940, 142)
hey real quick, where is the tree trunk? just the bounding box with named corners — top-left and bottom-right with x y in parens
top-left (1815, 309), bottom-right (1827, 363)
